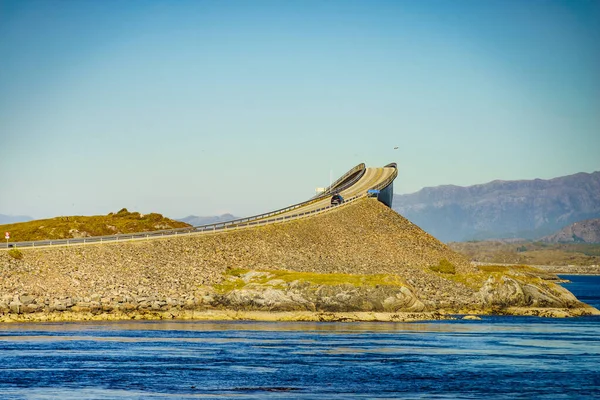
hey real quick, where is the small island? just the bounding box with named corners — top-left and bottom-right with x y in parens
top-left (1, 199), bottom-right (597, 323)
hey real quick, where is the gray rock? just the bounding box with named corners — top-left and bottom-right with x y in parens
top-left (479, 275), bottom-right (585, 309)
top-left (9, 301), bottom-right (22, 314)
top-left (241, 271), bottom-right (271, 283)
top-left (24, 304), bottom-right (39, 313)
top-left (19, 295), bottom-right (35, 305)
top-left (480, 276), bottom-right (525, 307)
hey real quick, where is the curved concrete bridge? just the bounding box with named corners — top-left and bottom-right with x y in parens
top-left (2, 163), bottom-right (397, 248)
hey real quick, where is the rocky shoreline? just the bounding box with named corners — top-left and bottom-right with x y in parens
top-left (1, 307), bottom-right (596, 324)
top-left (1, 268), bottom-right (598, 323)
top-left (0, 310), bottom-right (456, 323)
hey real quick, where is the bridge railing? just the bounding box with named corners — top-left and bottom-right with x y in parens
top-left (191, 163), bottom-right (369, 232)
top-left (1, 194), bottom-right (365, 249)
top-left (313, 162), bottom-right (366, 198)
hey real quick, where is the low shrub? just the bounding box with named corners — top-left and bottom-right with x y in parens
top-left (429, 258), bottom-right (456, 274)
top-left (8, 248), bottom-right (23, 260)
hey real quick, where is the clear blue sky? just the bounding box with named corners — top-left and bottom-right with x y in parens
top-left (1, 0), bottom-right (599, 219)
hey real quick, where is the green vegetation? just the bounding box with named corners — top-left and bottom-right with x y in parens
top-left (429, 259), bottom-right (456, 274)
top-left (477, 265), bottom-right (508, 273)
top-left (449, 241), bottom-right (600, 266)
top-left (218, 264), bottom-right (548, 296)
top-left (8, 248), bottom-right (23, 260)
top-left (214, 268), bottom-right (408, 293)
top-left (0, 208), bottom-right (191, 242)
top-left (440, 264), bottom-right (547, 290)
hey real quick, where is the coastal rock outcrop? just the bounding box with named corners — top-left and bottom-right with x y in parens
top-left (479, 275), bottom-right (584, 308)
top-left (213, 271), bottom-right (425, 312)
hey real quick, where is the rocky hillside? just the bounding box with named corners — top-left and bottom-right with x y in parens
top-left (393, 171), bottom-right (600, 242)
top-left (0, 208), bottom-right (191, 242)
top-left (1, 198), bottom-right (597, 322)
top-left (540, 218), bottom-right (600, 244)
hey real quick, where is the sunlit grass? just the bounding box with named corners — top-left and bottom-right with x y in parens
top-left (0, 208), bottom-right (191, 241)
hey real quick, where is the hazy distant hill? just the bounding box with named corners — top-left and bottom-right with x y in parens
top-left (540, 218), bottom-right (600, 244)
top-left (178, 214), bottom-right (238, 226)
top-left (0, 214), bottom-right (33, 225)
top-left (393, 171), bottom-right (600, 242)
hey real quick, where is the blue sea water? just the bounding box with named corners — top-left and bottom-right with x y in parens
top-left (0, 275), bottom-right (598, 399)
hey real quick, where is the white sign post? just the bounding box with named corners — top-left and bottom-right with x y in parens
top-left (5, 231), bottom-right (9, 248)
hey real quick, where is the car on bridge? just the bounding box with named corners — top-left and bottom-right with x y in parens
top-left (330, 193), bottom-right (344, 206)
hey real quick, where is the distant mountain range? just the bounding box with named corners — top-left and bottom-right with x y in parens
top-left (177, 213), bottom-right (239, 226)
top-left (0, 214), bottom-right (33, 225)
top-left (540, 218), bottom-right (600, 244)
top-left (393, 171), bottom-right (600, 242)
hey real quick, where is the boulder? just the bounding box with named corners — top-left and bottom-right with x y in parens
top-left (19, 295), bottom-right (35, 305)
top-left (9, 300), bottom-right (22, 314)
top-left (480, 275), bottom-right (586, 309)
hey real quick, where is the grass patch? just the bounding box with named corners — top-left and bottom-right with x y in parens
top-left (449, 264), bottom-right (550, 290)
top-left (444, 272), bottom-right (488, 290)
top-left (0, 208), bottom-right (191, 241)
top-left (477, 265), bottom-right (509, 273)
top-left (213, 277), bottom-right (247, 293)
top-left (429, 259), bottom-right (456, 274)
top-left (265, 270), bottom-right (407, 287)
top-left (8, 248), bottom-right (23, 260)
top-left (226, 267), bottom-right (249, 277)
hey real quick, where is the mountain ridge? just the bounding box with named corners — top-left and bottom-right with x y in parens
top-left (177, 214), bottom-right (239, 226)
top-left (540, 218), bottom-right (600, 243)
top-left (393, 171), bottom-right (600, 242)
top-left (0, 214), bottom-right (33, 225)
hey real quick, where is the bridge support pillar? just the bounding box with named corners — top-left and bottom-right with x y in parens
top-left (377, 181), bottom-right (394, 208)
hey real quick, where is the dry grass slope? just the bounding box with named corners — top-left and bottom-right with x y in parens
top-left (0, 208), bottom-right (191, 242)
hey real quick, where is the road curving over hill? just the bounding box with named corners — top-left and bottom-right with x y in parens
top-left (2, 162), bottom-right (398, 249)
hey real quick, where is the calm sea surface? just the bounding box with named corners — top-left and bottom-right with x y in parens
top-left (0, 275), bottom-right (599, 399)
